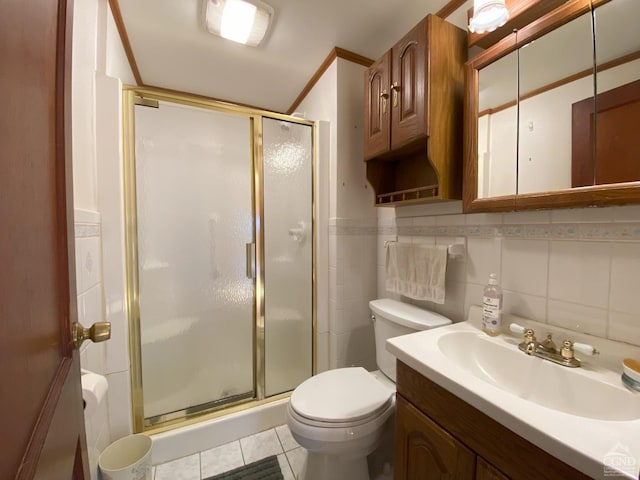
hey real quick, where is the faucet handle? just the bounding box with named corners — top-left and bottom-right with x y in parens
top-left (572, 341), bottom-right (599, 356)
top-left (509, 323), bottom-right (526, 335)
top-left (561, 340), bottom-right (599, 361)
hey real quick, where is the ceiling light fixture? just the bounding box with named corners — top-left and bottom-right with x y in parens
top-left (468, 0), bottom-right (509, 34)
top-left (205, 0), bottom-right (274, 47)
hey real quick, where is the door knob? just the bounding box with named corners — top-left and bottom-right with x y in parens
top-left (72, 321), bottom-right (111, 349)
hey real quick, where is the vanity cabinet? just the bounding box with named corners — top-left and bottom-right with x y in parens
top-left (394, 361), bottom-right (591, 480)
top-left (364, 14), bottom-right (466, 206)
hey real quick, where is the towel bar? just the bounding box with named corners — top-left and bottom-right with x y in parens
top-left (384, 239), bottom-right (465, 259)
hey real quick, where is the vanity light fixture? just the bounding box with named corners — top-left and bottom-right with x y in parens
top-left (204, 0), bottom-right (274, 47)
top-left (468, 0), bottom-right (510, 34)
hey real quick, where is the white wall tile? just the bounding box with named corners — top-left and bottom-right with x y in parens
top-left (551, 207), bottom-right (613, 224)
top-left (502, 291), bottom-right (547, 323)
top-left (437, 281), bottom-right (466, 322)
top-left (465, 213), bottom-right (503, 225)
top-left (342, 298), bottom-right (371, 332)
top-left (328, 302), bottom-right (343, 333)
top-left (466, 237), bottom-right (502, 285)
top-left (413, 216), bottom-right (436, 227)
top-left (76, 237), bottom-right (102, 291)
top-left (464, 283), bottom-right (485, 321)
top-left (106, 370), bottom-right (133, 441)
top-left (316, 332), bottom-right (329, 373)
top-left (608, 311), bottom-right (640, 346)
top-left (435, 214), bottom-right (466, 226)
top-left (412, 236), bottom-right (435, 245)
top-left (613, 205), bottom-right (640, 223)
top-left (105, 307), bottom-right (129, 374)
top-left (377, 265), bottom-right (387, 299)
top-left (75, 239), bottom-right (86, 294)
top-left (547, 299), bottom-right (607, 337)
top-left (610, 243), bottom-right (640, 315)
top-left (503, 211), bottom-right (550, 224)
top-left (548, 241), bottom-right (610, 308)
top-left (502, 239), bottom-right (549, 297)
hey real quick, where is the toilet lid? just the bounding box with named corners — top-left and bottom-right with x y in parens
top-left (290, 367), bottom-right (393, 423)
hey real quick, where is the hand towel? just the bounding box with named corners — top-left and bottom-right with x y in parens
top-left (385, 242), bottom-right (448, 304)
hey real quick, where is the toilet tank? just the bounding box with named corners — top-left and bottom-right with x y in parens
top-left (370, 299), bottom-right (452, 382)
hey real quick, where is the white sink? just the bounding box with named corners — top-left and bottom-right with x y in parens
top-left (436, 330), bottom-right (640, 421)
top-left (386, 306), bottom-right (640, 480)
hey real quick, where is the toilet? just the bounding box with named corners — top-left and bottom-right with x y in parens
top-left (286, 298), bottom-right (452, 480)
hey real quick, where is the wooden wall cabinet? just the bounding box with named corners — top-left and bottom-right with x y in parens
top-left (364, 14), bottom-right (466, 206)
top-left (394, 361), bottom-right (591, 480)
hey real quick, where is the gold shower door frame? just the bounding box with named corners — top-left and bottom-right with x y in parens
top-left (122, 86), bottom-right (317, 433)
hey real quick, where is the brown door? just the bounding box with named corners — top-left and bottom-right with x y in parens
top-left (363, 51), bottom-right (392, 160)
top-left (0, 0), bottom-right (89, 479)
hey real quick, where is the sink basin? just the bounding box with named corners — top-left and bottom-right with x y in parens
top-left (437, 330), bottom-right (640, 421)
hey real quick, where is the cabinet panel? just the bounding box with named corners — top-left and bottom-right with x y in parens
top-left (395, 395), bottom-right (476, 480)
top-left (396, 361), bottom-right (591, 480)
top-left (476, 458), bottom-right (509, 480)
top-left (364, 51), bottom-right (391, 160)
top-left (391, 20), bottom-right (427, 150)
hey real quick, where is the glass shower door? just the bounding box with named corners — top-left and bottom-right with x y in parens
top-left (134, 101), bottom-right (255, 423)
top-left (262, 117), bottom-right (313, 396)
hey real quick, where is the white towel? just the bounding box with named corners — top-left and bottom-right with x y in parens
top-left (385, 242), bottom-right (448, 304)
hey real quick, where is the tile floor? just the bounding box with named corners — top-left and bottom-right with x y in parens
top-left (152, 424), bottom-right (307, 480)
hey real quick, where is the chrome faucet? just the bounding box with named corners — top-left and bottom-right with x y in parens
top-left (509, 323), bottom-right (599, 368)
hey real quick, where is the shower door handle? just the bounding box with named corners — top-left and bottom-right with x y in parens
top-left (246, 243), bottom-right (256, 279)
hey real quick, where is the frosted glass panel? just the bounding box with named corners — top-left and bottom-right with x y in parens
top-left (135, 102), bottom-right (254, 420)
top-left (262, 118), bottom-right (313, 396)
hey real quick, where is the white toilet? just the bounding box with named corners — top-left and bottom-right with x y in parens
top-left (286, 298), bottom-right (452, 480)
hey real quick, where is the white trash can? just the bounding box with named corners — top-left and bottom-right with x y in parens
top-left (98, 434), bottom-right (152, 480)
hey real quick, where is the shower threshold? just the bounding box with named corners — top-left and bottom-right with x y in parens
top-left (145, 391), bottom-right (255, 429)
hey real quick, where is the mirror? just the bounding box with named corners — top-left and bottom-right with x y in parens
top-left (463, 0), bottom-right (640, 213)
top-left (592, 0), bottom-right (640, 185)
top-left (517, 12), bottom-right (594, 194)
top-left (477, 50), bottom-right (518, 198)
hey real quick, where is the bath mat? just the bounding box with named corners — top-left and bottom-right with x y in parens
top-left (204, 455), bottom-right (283, 480)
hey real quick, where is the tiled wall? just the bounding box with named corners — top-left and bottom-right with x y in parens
top-left (326, 218), bottom-right (378, 370)
top-left (75, 209), bottom-right (110, 478)
top-left (376, 205), bottom-right (640, 346)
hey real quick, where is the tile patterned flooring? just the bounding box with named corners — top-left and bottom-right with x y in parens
top-left (153, 424), bottom-right (306, 480)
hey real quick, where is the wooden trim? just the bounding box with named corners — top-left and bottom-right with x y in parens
top-left (334, 47), bottom-right (375, 68)
top-left (436, 0), bottom-right (468, 19)
top-left (463, 0), bottom-right (640, 213)
top-left (286, 47), bottom-right (374, 115)
top-left (479, 49), bottom-right (640, 118)
top-left (108, 0), bottom-right (143, 86)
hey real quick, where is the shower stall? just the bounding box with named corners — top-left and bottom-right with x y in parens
top-left (122, 88), bottom-right (314, 432)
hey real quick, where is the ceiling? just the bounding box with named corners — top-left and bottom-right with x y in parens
top-left (116, 0), bottom-right (472, 113)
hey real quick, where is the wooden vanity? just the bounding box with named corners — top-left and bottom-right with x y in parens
top-left (394, 361), bottom-right (591, 480)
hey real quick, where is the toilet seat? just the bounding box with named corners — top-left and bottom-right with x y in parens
top-left (290, 367), bottom-right (394, 425)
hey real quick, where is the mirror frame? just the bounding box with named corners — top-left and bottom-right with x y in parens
top-left (463, 0), bottom-right (640, 213)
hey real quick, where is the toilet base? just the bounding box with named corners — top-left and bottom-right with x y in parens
top-left (301, 451), bottom-right (370, 480)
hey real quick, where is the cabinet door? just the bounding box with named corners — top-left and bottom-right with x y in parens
top-left (395, 395), bottom-right (476, 480)
top-left (364, 50), bottom-right (391, 160)
top-left (391, 18), bottom-right (427, 151)
top-left (476, 458), bottom-right (510, 480)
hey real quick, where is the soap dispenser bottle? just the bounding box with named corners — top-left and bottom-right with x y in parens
top-left (482, 273), bottom-right (503, 336)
